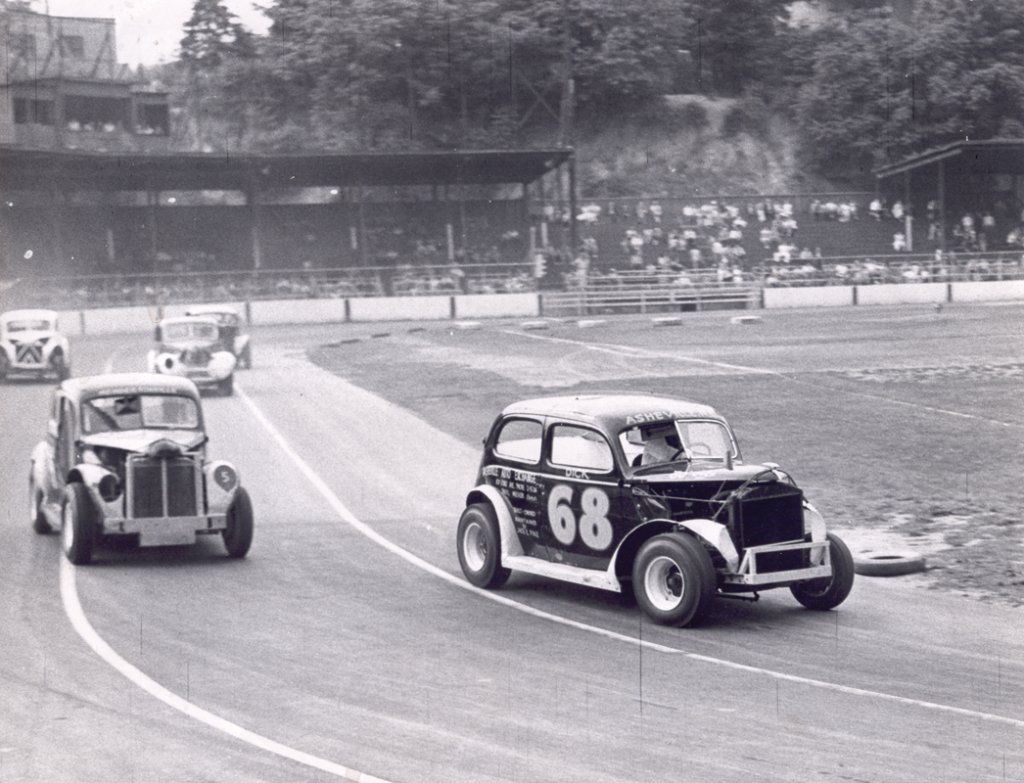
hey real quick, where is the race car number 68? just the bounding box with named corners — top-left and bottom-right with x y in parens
top-left (547, 484), bottom-right (613, 551)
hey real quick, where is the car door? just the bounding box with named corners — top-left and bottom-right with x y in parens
top-left (482, 415), bottom-right (547, 558)
top-left (536, 422), bottom-right (636, 570)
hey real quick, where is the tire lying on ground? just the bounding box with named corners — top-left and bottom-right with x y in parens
top-left (853, 551), bottom-right (927, 577)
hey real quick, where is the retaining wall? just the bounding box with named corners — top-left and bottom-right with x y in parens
top-left (52, 281), bottom-right (1024, 336)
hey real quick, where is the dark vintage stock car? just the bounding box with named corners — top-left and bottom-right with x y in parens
top-left (147, 315), bottom-right (237, 395)
top-left (184, 305), bottom-right (252, 369)
top-left (457, 393), bottom-right (854, 626)
top-left (29, 373), bottom-right (254, 564)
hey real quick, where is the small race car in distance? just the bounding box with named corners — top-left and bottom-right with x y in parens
top-left (457, 393), bottom-right (854, 627)
top-left (0, 308), bottom-right (71, 382)
top-left (148, 315), bottom-right (236, 395)
top-left (184, 305), bottom-right (251, 369)
top-left (29, 372), bottom-right (253, 564)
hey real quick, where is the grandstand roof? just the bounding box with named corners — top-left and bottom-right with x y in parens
top-left (874, 139), bottom-right (1024, 180)
top-left (0, 147), bottom-right (573, 192)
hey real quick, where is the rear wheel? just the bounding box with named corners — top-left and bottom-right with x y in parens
top-left (0, 351), bottom-right (8, 381)
top-left (790, 533), bottom-right (855, 610)
top-left (457, 503), bottom-right (510, 588)
top-left (62, 483), bottom-right (96, 565)
top-left (239, 346), bottom-right (252, 369)
top-left (633, 534), bottom-right (716, 627)
top-left (30, 475), bottom-right (51, 534)
top-left (219, 374), bottom-right (234, 396)
top-left (222, 487), bottom-right (254, 558)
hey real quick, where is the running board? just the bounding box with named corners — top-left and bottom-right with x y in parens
top-left (502, 554), bottom-right (621, 593)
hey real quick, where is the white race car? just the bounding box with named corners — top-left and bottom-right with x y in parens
top-left (0, 308), bottom-right (71, 382)
top-left (147, 315), bottom-right (236, 395)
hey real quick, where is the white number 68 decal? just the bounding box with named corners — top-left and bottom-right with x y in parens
top-left (547, 484), bottom-right (613, 551)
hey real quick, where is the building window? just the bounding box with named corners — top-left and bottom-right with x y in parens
top-left (13, 98), bottom-right (55, 126)
top-left (59, 35), bottom-right (85, 59)
top-left (11, 33), bottom-right (36, 59)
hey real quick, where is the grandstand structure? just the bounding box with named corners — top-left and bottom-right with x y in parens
top-left (1, 4), bottom-right (1022, 310)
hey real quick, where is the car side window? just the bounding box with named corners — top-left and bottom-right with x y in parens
top-left (549, 424), bottom-right (614, 473)
top-left (493, 418), bottom-right (542, 463)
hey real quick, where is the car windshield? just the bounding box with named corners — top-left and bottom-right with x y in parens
top-left (82, 394), bottom-right (201, 433)
top-left (162, 321), bottom-right (217, 342)
top-left (620, 419), bottom-right (734, 470)
top-left (5, 318), bottom-right (52, 332)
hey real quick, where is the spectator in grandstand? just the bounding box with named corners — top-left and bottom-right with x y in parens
top-left (892, 232), bottom-right (907, 252)
top-left (891, 200), bottom-right (905, 221)
top-left (869, 197), bottom-right (884, 220)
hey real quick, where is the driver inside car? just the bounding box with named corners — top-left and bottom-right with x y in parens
top-left (639, 426), bottom-right (683, 465)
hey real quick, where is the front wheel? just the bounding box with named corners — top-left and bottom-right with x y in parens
top-left (222, 487), bottom-right (254, 558)
top-left (457, 503), bottom-right (510, 588)
top-left (790, 533), bottom-right (855, 610)
top-left (632, 534), bottom-right (716, 627)
top-left (62, 483), bottom-right (97, 565)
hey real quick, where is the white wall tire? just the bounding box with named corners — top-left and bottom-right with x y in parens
top-left (457, 503), bottom-right (510, 589)
top-left (632, 534), bottom-right (715, 627)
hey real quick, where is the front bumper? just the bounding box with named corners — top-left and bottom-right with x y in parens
top-left (720, 539), bottom-right (832, 587)
top-left (101, 513), bottom-right (228, 546)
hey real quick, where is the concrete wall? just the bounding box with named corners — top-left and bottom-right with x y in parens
top-left (454, 293), bottom-right (540, 319)
top-left (763, 286), bottom-right (854, 309)
top-left (53, 281), bottom-right (1024, 336)
top-left (349, 295), bottom-right (451, 322)
top-left (950, 279), bottom-right (1024, 302)
top-left (855, 282), bottom-right (948, 306)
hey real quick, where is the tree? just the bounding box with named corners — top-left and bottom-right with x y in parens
top-left (178, 0), bottom-right (256, 149)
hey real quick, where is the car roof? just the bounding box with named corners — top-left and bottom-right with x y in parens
top-left (1, 308), bottom-right (58, 322)
top-left (185, 305), bottom-right (239, 316)
top-left (61, 372), bottom-right (201, 402)
top-left (501, 393), bottom-right (723, 432)
top-left (158, 315), bottom-right (219, 328)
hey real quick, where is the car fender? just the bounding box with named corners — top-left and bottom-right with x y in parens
top-left (30, 440), bottom-right (56, 498)
top-left (42, 334), bottom-right (69, 363)
top-left (465, 484), bottom-right (524, 558)
top-left (803, 500), bottom-right (827, 542)
top-left (205, 460), bottom-right (240, 513)
top-left (208, 351), bottom-right (236, 379)
top-left (614, 517), bottom-right (739, 577)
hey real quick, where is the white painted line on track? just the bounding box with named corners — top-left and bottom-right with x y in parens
top-left (234, 383), bottom-right (1024, 731)
top-left (504, 329), bottom-right (1023, 429)
top-left (60, 556), bottom-right (393, 782)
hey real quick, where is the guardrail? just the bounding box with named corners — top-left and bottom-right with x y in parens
top-left (541, 284), bottom-right (759, 317)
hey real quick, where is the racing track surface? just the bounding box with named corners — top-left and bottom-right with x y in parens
top-left (1, 305), bottom-right (1023, 782)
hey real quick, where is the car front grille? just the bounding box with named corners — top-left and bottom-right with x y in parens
top-left (726, 482), bottom-right (806, 573)
top-left (15, 341), bottom-right (43, 364)
top-left (127, 455), bottom-right (201, 518)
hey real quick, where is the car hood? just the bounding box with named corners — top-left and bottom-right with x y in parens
top-left (80, 430), bottom-right (205, 454)
top-left (160, 340), bottom-right (219, 351)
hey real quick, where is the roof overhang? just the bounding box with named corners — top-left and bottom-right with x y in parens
top-left (875, 139), bottom-right (1024, 181)
top-left (0, 147), bottom-right (574, 192)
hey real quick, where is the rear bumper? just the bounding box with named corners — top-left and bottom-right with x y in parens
top-left (721, 539), bottom-right (831, 587)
